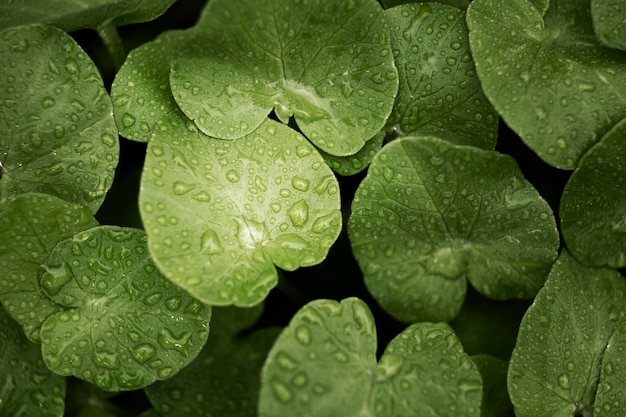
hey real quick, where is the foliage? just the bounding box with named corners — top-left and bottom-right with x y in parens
top-left (0, 0), bottom-right (625, 416)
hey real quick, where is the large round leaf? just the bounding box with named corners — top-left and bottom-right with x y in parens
top-left (508, 251), bottom-right (626, 417)
top-left (348, 136), bottom-right (559, 322)
top-left (467, 0), bottom-right (626, 169)
top-left (170, 0), bottom-right (398, 156)
top-left (0, 304), bottom-right (66, 417)
top-left (385, 3), bottom-right (498, 149)
top-left (561, 117), bottom-right (626, 268)
top-left (140, 114), bottom-right (342, 306)
top-left (0, 24), bottom-right (119, 212)
top-left (259, 298), bottom-right (482, 417)
top-left (39, 226), bottom-right (211, 391)
top-left (0, 193), bottom-right (98, 342)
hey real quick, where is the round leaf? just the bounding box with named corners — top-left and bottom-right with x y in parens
top-left (259, 297), bottom-right (482, 417)
top-left (561, 117), bottom-right (626, 268)
top-left (348, 136), bottom-right (559, 322)
top-left (170, 0), bottom-right (398, 156)
top-left (592, 0), bottom-right (626, 51)
top-left (0, 193), bottom-right (98, 342)
top-left (140, 114), bottom-right (342, 306)
top-left (0, 304), bottom-right (66, 417)
top-left (467, 0), bottom-right (626, 169)
top-left (385, 3), bottom-right (498, 149)
top-left (0, 24), bottom-right (119, 212)
top-left (39, 226), bottom-right (211, 391)
top-left (508, 251), bottom-right (626, 417)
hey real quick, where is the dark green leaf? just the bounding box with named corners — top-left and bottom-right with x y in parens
top-left (382, 0), bottom-right (470, 10)
top-left (472, 355), bottom-right (513, 417)
top-left (592, 0), bottom-right (626, 51)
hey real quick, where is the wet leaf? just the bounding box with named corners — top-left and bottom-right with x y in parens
top-left (140, 113), bottom-right (342, 306)
top-left (170, 0), bottom-right (398, 156)
top-left (318, 131), bottom-right (384, 176)
top-left (259, 297), bottom-right (482, 417)
top-left (508, 251), bottom-right (626, 417)
top-left (385, 3), bottom-right (498, 149)
top-left (146, 305), bottom-right (280, 417)
top-left (472, 355), bottom-right (513, 417)
top-left (592, 0), bottom-right (626, 51)
top-left (0, 24), bottom-right (119, 212)
top-left (39, 226), bottom-right (211, 391)
top-left (561, 117), bottom-right (626, 268)
top-left (0, 304), bottom-right (66, 417)
top-left (467, 0), bottom-right (626, 169)
top-left (0, 193), bottom-right (98, 342)
top-left (348, 135), bottom-right (559, 322)
top-left (0, 0), bottom-right (175, 32)
top-left (382, 0), bottom-right (470, 10)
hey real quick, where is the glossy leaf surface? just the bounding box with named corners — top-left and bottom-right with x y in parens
top-left (318, 131), bottom-right (384, 176)
top-left (39, 226), bottom-right (211, 391)
top-left (467, 0), bottom-right (626, 169)
top-left (0, 193), bottom-right (98, 342)
top-left (259, 297), bottom-right (482, 417)
top-left (348, 136), bottom-right (559, 322)
top-left (561, 106), bottom-right (626, 268)
top-left (592, 0), bottom-right (626, 51)
top-left (170, 0), bottom-right (398, 156)
top-left (385, 3), bottom-right (498, 149)
top-left (140, 115), bottom-right (342, 306)
top-left (0, 24), bottom-right (118, 212)
top-left (0, 305), bottom-right (66, 417)
top-left (382, 0), bottom-right (470, 9)
top-left (508, 251), bottom-right (626, 417)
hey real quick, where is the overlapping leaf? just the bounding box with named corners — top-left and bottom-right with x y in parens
top-left (382, 0), bottom-right (470, 9)
top-left (592, 0), bottom-right (626, 51)
top-left (508, 251), bottom-right (626, 417)
top-left (348, 136), bottom-right (559, 322)
top-left (318, 131), bottom-right (384, 176)
top-left (140, 114), bottom-right (342, 306)
top-left (0, 193), bottom-right (98, 342)
top-left (0, 24), bottom-right (119, 212)
top-left (467, 0), bottom-right (626, 169)
top-left (259, 298), bottom-right (482, 417)
top-left (561, 117), bottom-right (626, 268)
top-left (39, 226), bottom-right (211, 391)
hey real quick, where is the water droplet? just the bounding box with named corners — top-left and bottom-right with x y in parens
top-left (292, 176), bottom-right (310, 191)
top-left (93, 350), bottom-right (120, 370)
top-left (173, 181), bottom-right (195, 195)
top-left (287, 199), bottom-right (309, 227)
top-left (41, 96), bottom-right (55, 109)
top-left (201, 229), bottom-right (224, 255)
top-left (157, 328), bottom-right (192, 356)
top-left (557, 373), bottom-right (570, 389)
top-left (165, 296), bottom-right (182, 311)
top-left (131, 343), bottom-right (157, 364)
top-left (144, 293), bottom-right (162, 306)
top-left (226, 169), bottom-right (240, 183)
top-left (271, 380), bottom-right (293, 402)
top-left (295, 325), bottom-right (311, 345)
top-left (270, 202), bottom-right (282, 213)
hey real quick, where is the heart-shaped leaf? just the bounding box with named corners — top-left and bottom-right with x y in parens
top-left (592, 0), bottom-right (626, 51)
top-left (170, 0), bottom-right (398, 156)
top-left (508, 251), bottom-right (626, 417)
top-left (0, 193), bottom-right (98, 342)
top-left (0, 304), bottom-right (66, 417)
top-left (259, 297), bottom-right (482, 417)
top-left (385, 3), bottom-right (498, 149)
top-left (39, 226), bottom-right (211, 391)
top-left (348, 135), bottom-right (559, 322)
top-left (140, 113), bottom-right (342, 307)
top-left (560, 117), bottom-right (626, 268)
top-left (0, 24), bottom-right (119, 213)
top-left (467, 0), bottom-right (626, 169)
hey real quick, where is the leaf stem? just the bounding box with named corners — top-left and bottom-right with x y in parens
top-left (97, 21), bottom-right (126, 71)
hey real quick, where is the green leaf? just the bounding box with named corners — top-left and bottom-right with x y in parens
top-left (385, 3), bottom-right (498, 149)
top-left (318, 131), bottom-right (384, 176)
top-left (472, 355), bottom-right (513, 417)
top-left (592, 0), bottom-right (626, 51)
top-left (467, 0), bottom-right (626, 169)
top-left (0, 193), bottom-right (98, 342)
top-left (259, 297), bottom-right (482, 417)
top-left (0, 304), bottom-right (66, 417)
top-left (140, 114), bottom-right (342, 306)
top-left (170, 0), bottom-right (398, 156)
top-left (0, 24), bottom-right (119, 213)
top-left (39, 226), bottom-right (211, 391)
top-left (145, 305), bottom-right (280, 417)
top-left (508, 251), bottom-right (626, 417)
top-left (561, 117), bottom-right (626, 268)
top-left (382, 0), bottom-right (470, 10)
top-left (0, 0), bottom-right (176, 32)
top-left (348, 136), bottom-right (559, 322)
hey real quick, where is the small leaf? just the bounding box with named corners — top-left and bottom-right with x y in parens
top-left (508, 251), bottom-right (626, 417)
top-left (561, 117), bottom-right (626, 268)
top-left (385, 3), bottom-right (498, 149)
top-left (0, 304), bottom-right (66, 417)
top-left (318, 131), bottom-right (384, 176)
top-left (0, 193), bottom-right (98, 342)
top-left (39, 226), bottom-right (211, 391)
top-left (592, 0), bottom-right (626, 51)
top-left (170, 0), bottom-right (398, 156)
top-left (140, 114), bottom-right (342, 306)
top-left (0, 24), bottom-right (119, 212)
top-left (467, 0), bottom-right (626, 169)
top-left (348, 136), bottom-right (559, 322)
top-left (259, 297), bottom-right (482, 417)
